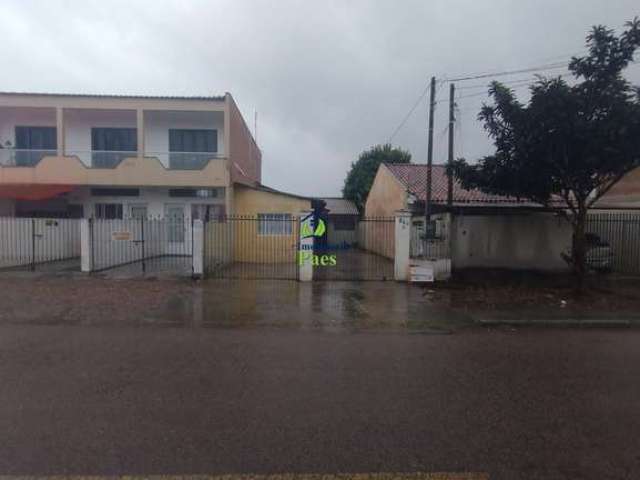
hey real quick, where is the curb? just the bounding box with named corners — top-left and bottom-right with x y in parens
top-left (477, 318), bottom-right (640, 327)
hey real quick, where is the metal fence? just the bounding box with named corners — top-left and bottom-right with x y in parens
top-left (204, 215), bottom-right (299, 280)
top-left (89, 217), bottom-right (193, 275)
top-left (586, 212), bottom-right (640, 274)
top-left (314, 216), bottom-right (394, 281)
top-left (0, 217), bottom-right (81, 271)
top-left (410, 215), bottom-right (450, 260)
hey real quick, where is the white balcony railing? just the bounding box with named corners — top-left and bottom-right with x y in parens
top-left (65, 150), bottom-right (137, 169)
top-left (0, 149), bottom-right (57, 167)
top-left (0, 149), bottom-right (224, 170)
top-left (145, 151), bottom-right (223, 170)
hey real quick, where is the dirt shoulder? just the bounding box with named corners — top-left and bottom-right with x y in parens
top-left (421, 270), bottom-right (640, 324)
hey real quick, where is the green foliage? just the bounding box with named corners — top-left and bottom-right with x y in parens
top-left (450, 18), bottom-right (640, 283)
top-left (343, 144), bottom-right (411, 211)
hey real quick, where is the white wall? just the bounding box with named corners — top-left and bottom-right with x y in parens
top-left (451, 212), bottom-right (572, 271)
top-left (0, 107), bottom-right (56, 147)
top-left (144, 110), bottom-right (225, 167)
top-left (68, 187), bottom-right (226, 219)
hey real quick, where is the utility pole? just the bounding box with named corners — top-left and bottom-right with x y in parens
top-left (425, 76), bottom-right (436, 234)
top-left (447, 83), bottom-right (455, 206)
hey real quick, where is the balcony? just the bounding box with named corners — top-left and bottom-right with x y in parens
top-left (0, 104), bottom-right (228, 187)
top-left (0, 149), bottom-right (57, 167)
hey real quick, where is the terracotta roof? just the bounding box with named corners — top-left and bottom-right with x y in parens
top-left (238, 182), bottom-right (311, 201)
top-left (320, 198), bottom-right (359, 215)
top-left (384, 163), bottom-right (556, 207)
top-left (0, 91), bottom-right (225, 101)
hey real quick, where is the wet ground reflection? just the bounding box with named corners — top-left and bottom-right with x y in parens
top-left (157, 279), bottom-right (472, 331)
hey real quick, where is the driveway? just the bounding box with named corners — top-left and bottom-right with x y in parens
top-left (0, 277), bottom-right (639, 479)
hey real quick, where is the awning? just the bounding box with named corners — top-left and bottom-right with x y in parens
top-left (0, 184), bottom-right (74, 201)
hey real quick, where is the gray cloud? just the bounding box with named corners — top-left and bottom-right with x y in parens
top-left (1, 0), bottom-right (638, 195)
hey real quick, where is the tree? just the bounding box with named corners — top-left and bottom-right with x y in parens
top-left (449, 18), bottom-right (640, 288)
top-left (343, 144), bottom-right (411, 211)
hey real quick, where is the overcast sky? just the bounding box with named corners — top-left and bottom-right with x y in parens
top-left (1, 0), bottom-right (638, 196)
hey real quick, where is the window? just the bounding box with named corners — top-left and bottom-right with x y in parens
top-left (169, 129), bottom-right (217, 153)
top-left (91, 188), bottom-right (140, 197)
top-left (95, 203), bottom-right (123, 220)
top-left (258, 213), bottom-right (292, 235)
top-left (169, 188), bottom-right (219, 198)
top-left (129, 205), bottom-right (148, 220)
top-left (333, 215), bottom-right (356, 231)
top-left (191, 204), bottom-right (225, 221)
top-left (15, 126), bottom-right (57, 150)
top-left (91, 128), bottom-right (137, 152)
top-left (14, 126), bottom-right (57, 166)
top-left (168, 129), bottom-right (217, 169)
top-left (91, 128), bottom-right (137, 168)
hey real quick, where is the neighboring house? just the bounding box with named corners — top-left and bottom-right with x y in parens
top-left (318, 197), bottom-right (359, 246)
top-left (0, 91), bottom-right (263, 220)
top-left (366, 163), bottom-right (572, 271)
top-left (595, 166), bottom-right (640, 209)
top-left (0, 91), bottom-right (311, 272)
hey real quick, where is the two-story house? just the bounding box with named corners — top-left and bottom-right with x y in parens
top-left (0, 91), bottom-right (267, 223)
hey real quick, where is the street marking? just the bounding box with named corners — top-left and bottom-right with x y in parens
top-left (0, 474), bottom-right (489, 480)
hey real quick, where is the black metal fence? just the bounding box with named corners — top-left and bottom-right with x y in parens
top-left (586, 212), bottom-right (640, 274)
top-left (204, 215), bottom-right (299, 280)
top-left (0, 217), bottom-right (81, 271)
top-left (89, 216), bottom-right (193, 275)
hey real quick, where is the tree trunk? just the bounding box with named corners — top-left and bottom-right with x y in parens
top-left (572, 206), bottom-right (588, 293)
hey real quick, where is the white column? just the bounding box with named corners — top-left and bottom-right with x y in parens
top-left (56, 107), bottom-right (64, 156)
top-left (136, 109), bottom-right (144, 158)
top-left (192, 219), bottom-right (205, 277)
top-left (298, 211), bottom-right (314, 282)
top-left (80, 219), bottom-right (93, 273)
top-left (394, 210), bottom-right (411, 281)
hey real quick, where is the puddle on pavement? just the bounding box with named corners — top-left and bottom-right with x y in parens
top-left (140, 280), bottom-right (472, 332)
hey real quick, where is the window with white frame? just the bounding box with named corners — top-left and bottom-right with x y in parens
top-left (258, 213), bottom-right (292, 235)
top-left (129, 204), bottom-right (148, 220)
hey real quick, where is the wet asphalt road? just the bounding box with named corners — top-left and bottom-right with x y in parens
top-left (1, 323), bottom-right (640, 479)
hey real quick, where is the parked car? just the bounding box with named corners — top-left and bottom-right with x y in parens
top-left (563, 232), bottom-right (614, 272)
top-left (584, 233), bottom-right (614, 272)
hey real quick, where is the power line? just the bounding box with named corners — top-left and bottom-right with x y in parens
top-left (387, 82), bottom-right (430, 144)
top-left (387, 78), bottom-right (446, 144)
top-left (447, 61), bottom-right (569, 82)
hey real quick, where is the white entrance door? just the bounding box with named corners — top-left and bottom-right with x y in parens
top-left (165, 204), bottom-right (186, 254)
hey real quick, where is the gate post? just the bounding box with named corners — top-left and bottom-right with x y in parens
top-left (394, 210), bottom-right (411, 281)
top-left (80, 218), bottom-right (93, 273)
top-left (192, 219), bottom-right (205, 278)
top-left (298, 211), bottom-right (314, 282)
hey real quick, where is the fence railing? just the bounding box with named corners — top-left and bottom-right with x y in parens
top-left (586, 212), bottom-right (640, 274)
top-left (0, 149), bottom-right (58, 167)
top-left (0, 217), bottom-right (80, 270)
top-left (144, 152), bottom-right (222, 170)
top-left (89, 217), bottom-right (193, 274)
top-left (204, 215), bottom-right (299, 279)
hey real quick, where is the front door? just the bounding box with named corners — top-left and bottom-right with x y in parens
top-left (165, 204), bottom-right (186, 254)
